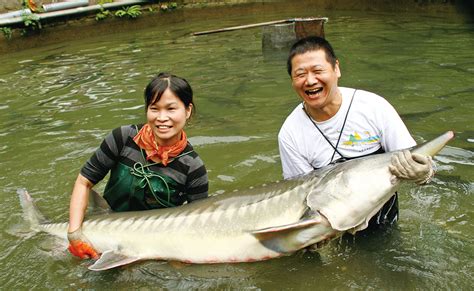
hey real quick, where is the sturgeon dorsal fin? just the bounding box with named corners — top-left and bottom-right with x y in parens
top-left (88, 189), bottom-right (112, 215)
top-left (88, 250), bottom-right (141, 271)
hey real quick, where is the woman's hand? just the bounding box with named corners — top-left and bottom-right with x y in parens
top-left (67, 227), bottom-right (99, 259)
top-left (389, 150), bottom-right (435, 185)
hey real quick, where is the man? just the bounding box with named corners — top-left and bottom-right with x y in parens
top-left (278, 36), bottom-right (434, 228)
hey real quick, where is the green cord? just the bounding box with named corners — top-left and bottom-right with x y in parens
top-left (130, 162), bottom-right (174, 208)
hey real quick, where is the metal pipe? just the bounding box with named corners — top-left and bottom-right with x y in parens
top-left (0, 9), bottom-right (32, 20)
top-left (0, 0), bottom-right (149, 27)
top-left (42, 0), bottom-right (89, 13)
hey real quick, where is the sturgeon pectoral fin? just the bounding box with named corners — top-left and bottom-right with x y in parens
top-left (251, 219), bottom-right (321, 241)
top-left (88, 250), bottom-right (141, 271)
top-left (250, 219), bottom-right (327, 253)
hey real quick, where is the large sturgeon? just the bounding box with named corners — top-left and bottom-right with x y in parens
top-left (18, 131), bottom-right (454, 271)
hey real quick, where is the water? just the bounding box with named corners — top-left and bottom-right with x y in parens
top-left (1, 2), bottom-right (473, 289)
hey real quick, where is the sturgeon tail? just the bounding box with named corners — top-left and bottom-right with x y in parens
top-left (17, 188), bottom-right (48, 230)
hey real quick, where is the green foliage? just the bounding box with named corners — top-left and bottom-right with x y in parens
top-left (96, 9), bottom-right (111, 21)
top-left (95, 0), bottom-right (113, 21)
top-left (115, 5), bottom-right (142, 19)
top-left (21, 13), bottom-right (41, 35)
top-left (160, 2), bottom-right (178, 11)
top-left (23, 13), bottom-right (40, 28)
top-left (0, 27), bottom-right (13, 40)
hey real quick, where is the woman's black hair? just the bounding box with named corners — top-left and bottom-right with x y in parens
top-left (144, 72), bottom-right (194, 114)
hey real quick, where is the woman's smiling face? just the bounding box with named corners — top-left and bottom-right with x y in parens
top-left (146, 88), bottom-right (192, 146)
top-left (290, 49), bottom-right (341, 111)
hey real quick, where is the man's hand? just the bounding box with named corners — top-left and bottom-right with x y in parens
top-left (67, 228), bottom-right (99, 260)
top-left (389, 150), bottom-right (435, 185)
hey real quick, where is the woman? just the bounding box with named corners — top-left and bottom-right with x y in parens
top-left (67, 73), bottom-right (209, 259)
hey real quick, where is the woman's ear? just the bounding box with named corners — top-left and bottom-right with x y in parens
top-left (185, 103), bottom-right (193, 119)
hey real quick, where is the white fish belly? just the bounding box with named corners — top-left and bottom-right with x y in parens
top-left (308, 154), bottom-right (398, 231)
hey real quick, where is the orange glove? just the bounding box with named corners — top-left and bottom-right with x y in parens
top-left (67, 228), bottom-right (99, 260)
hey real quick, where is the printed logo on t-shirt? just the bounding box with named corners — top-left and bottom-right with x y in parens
top-left (342, 131), bottom-right (380, 147)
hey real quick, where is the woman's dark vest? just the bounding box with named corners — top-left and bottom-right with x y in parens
top-left (102, 126), bottom-right (192, 212)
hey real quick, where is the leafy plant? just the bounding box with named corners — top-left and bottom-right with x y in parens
top-left (115, 5), bottom-right (142, 19)
top-left (21, 13), bottom-right (41, 35)
top-left (96, 8), bottom-right (111, 21)
top-left (0, 27), bottom-right (13, 40)
top-left (23, 14), bottom-right (40, 28)
top-left (160, 2), bottom-right (178, 11)
top-left (95, 0), bottom-right (113, 21)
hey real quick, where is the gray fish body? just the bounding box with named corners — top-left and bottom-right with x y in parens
top-left (18, 131), bottom-right (454, 271)
top-left (34, 177), bottom-right (329, 265)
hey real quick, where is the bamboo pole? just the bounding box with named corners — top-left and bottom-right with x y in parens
top-left (192, 18), bottom-right (328, 36)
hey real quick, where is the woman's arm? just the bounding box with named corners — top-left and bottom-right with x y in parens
top-left (68, 174), bottom-right (94, 232)
top-left (67, 174), bottom-right (99, 259)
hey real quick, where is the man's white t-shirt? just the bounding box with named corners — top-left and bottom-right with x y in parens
top-left (278, 87), bottom-right (416, 179)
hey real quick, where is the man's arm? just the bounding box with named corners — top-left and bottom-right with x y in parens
top-left (278, 134), bottom-right (314, 180)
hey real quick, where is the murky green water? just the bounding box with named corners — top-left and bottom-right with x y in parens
top-left (1, 1), bottom-right (473, 289)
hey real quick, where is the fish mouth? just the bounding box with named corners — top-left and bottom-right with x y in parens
top-left (305, 87), bottom-right (323, 97)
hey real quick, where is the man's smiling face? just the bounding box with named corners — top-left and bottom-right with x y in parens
top-left (290, 49), bottom-right (341, 111)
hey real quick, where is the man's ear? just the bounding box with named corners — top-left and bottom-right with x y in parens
top-left (335, 60), bottom-right (341, 78)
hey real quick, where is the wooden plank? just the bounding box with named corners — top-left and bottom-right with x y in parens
top-left (192, 19), bottom-right (294, 36)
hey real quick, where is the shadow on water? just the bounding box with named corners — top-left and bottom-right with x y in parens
top-left (399, 106), bottom-right (453, 122)
top-left (72, 262), bottom-right (260, 289)
top-left (455, 0), bottom-right (474, 23)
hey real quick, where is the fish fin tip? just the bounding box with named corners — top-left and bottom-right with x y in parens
top-left (17, 188), bottom-right (48, 227)
top-left (88, 250), bottom-right (141, 271)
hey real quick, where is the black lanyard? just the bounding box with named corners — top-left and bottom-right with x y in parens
top-left (302, 89), bottom-right (357, 163)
